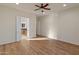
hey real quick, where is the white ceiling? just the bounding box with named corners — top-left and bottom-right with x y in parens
top-left (0, 3), bottom-right (79, 16)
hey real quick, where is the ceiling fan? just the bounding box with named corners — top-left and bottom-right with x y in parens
top-left (34, 3), bottom-right (51, 12)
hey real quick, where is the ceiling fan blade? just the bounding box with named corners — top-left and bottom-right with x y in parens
top-left (34, 4), bottom-right (51, 11)
top-left (43, 4), bottom-right (49, 7)
top-left (43, 8), bottom-right (51, 10)
top-left (35, 5), bottom-right (40, 8)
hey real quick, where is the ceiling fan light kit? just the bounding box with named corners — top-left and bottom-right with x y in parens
top-left (41, 10), bottom-right (45, 14)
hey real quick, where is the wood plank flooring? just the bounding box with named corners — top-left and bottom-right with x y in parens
top-left (0, 38), bottom-right (79, 55)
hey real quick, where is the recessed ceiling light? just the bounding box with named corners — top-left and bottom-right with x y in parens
top-left (63, 4), bottom-right (67, 7)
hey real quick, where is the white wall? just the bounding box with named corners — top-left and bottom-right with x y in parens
top-left (36, 17), bottom-right (40, 35)
top-left (36, 7), bottom-right (79, 45)
top-left (58, 7), bottom-right (79, 45)
top-left (0, 5), bottom-right (36, 45)
top-left (36, 15), bottom-right (58, 39)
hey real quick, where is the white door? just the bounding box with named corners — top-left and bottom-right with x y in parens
top-left (16, 16), bottom-right (21, 41)
top-left (26, 18), bottom-right (30, 39)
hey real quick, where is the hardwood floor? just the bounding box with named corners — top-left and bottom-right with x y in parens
top-left (0, 38), bottom-right (79, 55)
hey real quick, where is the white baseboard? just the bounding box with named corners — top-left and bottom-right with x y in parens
top-left (58, 39), bottom-right (79, 46)
top-left (0, 40), bottom-right (16, 45)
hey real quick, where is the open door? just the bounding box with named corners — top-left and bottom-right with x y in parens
top-left (16, 16), bottom-right (21, 41)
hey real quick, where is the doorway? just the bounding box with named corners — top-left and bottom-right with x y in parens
top-left (16, 16), bottom-right (30, 41)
